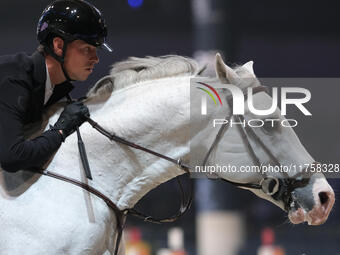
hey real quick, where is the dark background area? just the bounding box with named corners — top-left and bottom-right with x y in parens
top-left (1, 0), bottom-right (340, 254)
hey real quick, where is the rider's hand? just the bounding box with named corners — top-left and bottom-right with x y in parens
top-left (50, 101), bottom-right (90, 141)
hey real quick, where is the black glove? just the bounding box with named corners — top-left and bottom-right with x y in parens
top-left (50, 101), bottom-right (90, 141)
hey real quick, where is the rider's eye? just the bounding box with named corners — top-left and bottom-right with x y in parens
top-left (83, 47), bottom-right (90, 54)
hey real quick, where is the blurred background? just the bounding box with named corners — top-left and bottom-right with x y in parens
top-left (1, 0), bottom-right (340, 254)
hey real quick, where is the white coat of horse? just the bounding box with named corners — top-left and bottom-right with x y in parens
top-left (0, 54), bottom-right (334, 254)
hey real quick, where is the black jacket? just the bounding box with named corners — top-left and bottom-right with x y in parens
top-left (0, 51), bottom-right (74, 172)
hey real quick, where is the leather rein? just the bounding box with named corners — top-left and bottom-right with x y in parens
top-left (32, 117), bottom-right (194, 255)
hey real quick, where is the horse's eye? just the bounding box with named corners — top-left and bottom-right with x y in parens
top-left (262, 120), bottom-right (280, 133)
top-left (261, 177), bottom-right (280, 195)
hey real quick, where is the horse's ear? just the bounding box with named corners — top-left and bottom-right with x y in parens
top-left (242, 61), bottom-right (255, 76)
top-left (215, 53), bottom-right (238, 84)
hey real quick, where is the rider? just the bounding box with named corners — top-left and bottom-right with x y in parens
top-left (0, 0), bottom-right (112, 172)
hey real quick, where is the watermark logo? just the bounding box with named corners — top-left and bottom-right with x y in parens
top-left (196, 82), bottom-right (223, 115)
top-left (196, 82), bottom-right (311, 116)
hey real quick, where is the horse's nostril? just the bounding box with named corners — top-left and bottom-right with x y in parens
top-left (319, 192), bottom-right (329, 205)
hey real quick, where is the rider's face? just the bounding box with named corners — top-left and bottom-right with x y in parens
top-left (63, 40), bottom-right (100, 81)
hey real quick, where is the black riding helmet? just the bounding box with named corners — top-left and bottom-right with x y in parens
top-left (37, 0), bottom-right (112, 81)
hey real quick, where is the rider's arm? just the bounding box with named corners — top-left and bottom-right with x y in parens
top-left (0, 79), bottom-right (63, 172)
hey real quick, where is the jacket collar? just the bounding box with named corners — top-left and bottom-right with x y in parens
top-left (29, 51), bottom-right (46, 122)
top-left (31, 51), bottom-right (46, 87)
top-left (45, 81), bottom-right (74, 107)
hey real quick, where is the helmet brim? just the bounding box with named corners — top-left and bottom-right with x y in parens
top-left (102, 43), bottom-right (113, 52)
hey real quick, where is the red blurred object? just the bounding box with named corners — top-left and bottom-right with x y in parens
top-left (130, 227), bottom-right (142, 243)
top-left (257, 227), bottom-right (285, 255)
top-left (261, 227), bottom-right (275, 245)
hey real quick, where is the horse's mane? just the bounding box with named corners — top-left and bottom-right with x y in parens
top-left (87, 55), bottom-right (199, 100)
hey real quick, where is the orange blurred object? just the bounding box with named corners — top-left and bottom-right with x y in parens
top-left (125, 228), bottom-right (151, 255)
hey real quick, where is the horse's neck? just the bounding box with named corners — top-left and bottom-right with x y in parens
top-left (47, 76), bottom-right (191, 209)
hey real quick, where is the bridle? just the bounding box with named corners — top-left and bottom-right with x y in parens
top-left (28, 83), bottom-right (311, 255)
top-left (200, 83), bottom-right (312, 212)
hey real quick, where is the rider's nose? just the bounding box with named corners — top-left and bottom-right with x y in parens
top-left (91, 52), bottom-right (99, 64)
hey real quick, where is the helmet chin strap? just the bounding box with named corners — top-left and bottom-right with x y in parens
top-left (45, 38), bottom-right (75, 82)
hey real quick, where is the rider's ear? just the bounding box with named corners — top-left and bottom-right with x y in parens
top-left (52, 37), bottom-right (64, 57)
top-left (215, 53), bottom-right (239, 84)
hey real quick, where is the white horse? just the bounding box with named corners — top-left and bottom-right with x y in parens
top-left (0, 54), bottom-right (334, 254)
